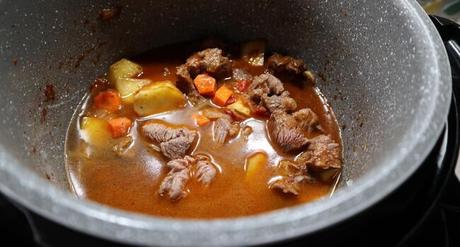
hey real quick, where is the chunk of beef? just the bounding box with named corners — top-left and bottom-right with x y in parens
top-left (176, 64), bottom-right (194, 93)
top-left (261, 91), bottom-right (297, 113)
top-left (246, 73), bottom-right (298, 114)
top-left (267, 53), bottom-right (307, 76)
top-left (176, 48), bottom-right (231, 104)
top-left (159, 156), bottom-right (195, 201)
top-left (268, 160), bottom-right (313, 195)
top-left (213, 116), bottom-right (240, 145)
top-left (176, 65), bottom-right (205, 105)
top-left (143, 122), bottom-right (195, 144)
top-left (269, 176), bottom-right (303, 195)
top-left (232, 68), bottom-right (253, 82)
top-left (194, 155), bottom-right (217, 185)
top-left (185, 48), bottom-right (232, 78)
top-left (249, 73), bottom-right (285, 96)
top-left (202, 109), bottom-right (240, 144)
top-left (267, 110), bottom-right (311, 152)
top-left (296, 135), bottom-right (342, 171)
top-left (267, 108), bottom-right (319, 152)
top-left (142, 122), bottom-right (197, 159)
top-left (159, 136), bottom-right (195, 161)
top-left (292, 108), bottom-right (319, 131)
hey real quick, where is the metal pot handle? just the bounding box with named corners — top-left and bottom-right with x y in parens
top-left (431, 16), bottom-right (460, 92)
top-left (430, 15), bottom-right (460, 182)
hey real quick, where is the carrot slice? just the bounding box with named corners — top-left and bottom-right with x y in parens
top-left (192, 113), bottom-right (211, 126)
top-left (213, 85), bottom-right (233, 106)
top-left (194, 74), bottom-right (216, 96)
top-left (94, 89), bottom-right (122, 112)
top-left (108, 117), bottom-right (132, 138)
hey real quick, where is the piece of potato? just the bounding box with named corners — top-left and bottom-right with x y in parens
top-left (133, 81), bottom-right (186, 116)
top-left (108, 58), bottom-right (143, 84)
top-left (108, 59), bottom-right (149, 104)
top-left (115, 78), bottom-right (151, 104)
top-left (241, 40), bottom-right (266, 66)
top-left (227, 99), bottom-right (251, 117)
top-left (245, 152), bottom-right (268, 178)
top-left (80, 117), bottom-right (112, 147)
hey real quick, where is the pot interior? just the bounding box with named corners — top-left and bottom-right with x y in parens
top-left (0, 0), bottom-right (449, 233)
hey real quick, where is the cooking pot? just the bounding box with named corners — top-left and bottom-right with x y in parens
top-left (0, 0), bottom-right (452, 246)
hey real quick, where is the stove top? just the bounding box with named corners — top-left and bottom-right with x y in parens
top-left (1, 15), bottom-right (460, 247)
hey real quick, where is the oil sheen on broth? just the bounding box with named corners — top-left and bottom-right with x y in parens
top-left (65, 41), bottom-right (343, 218)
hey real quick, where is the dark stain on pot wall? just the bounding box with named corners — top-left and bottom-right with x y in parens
top-left (39, 84), bottom-right (57, 124)
top-left (40, 108), bottom-right (48, 124)
top-left (98, 6), bottom-right (122, 21)
top-left (43, 84), bottom-right (56, 102)
top-left (55, 41), bottom-right (107, 71)
top-left (74, 41), bottom-right (108, 69)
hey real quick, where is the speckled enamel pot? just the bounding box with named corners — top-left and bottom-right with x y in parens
top-left (0, 0), bottom-right (452, 246)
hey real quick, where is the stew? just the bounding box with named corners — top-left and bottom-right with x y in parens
top-left (65, 40), bottom-right (343, 218)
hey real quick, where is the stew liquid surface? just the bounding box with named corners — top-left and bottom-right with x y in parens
top-left (65, 41), bottom-right (342, 218)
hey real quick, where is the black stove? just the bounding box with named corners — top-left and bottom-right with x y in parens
top-left (1, 16), bottom-right (460, 247)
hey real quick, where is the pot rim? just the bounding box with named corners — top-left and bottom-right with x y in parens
top-left (0, 1), bottom-right (452, 246)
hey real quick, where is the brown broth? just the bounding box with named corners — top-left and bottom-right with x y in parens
top-left (65, 42), bottom-right (342, 218)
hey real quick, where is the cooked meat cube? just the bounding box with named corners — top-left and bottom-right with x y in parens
top-left (292, 108), bottom-right (319, 130)
top-left (160, 136), bottom-right (195, 161)
top-left (185, 48), bottom-right (232, 78)
top-left (276, 160), bottom-right (306, 177)
top-left (261, 91), bottom-right (297, 113)
top-left (249, 73), bottom-right (285, 96)
top-left (176, 64), bottom-right (194, 93)
top-left (267, 53), bottom-right (307, 76)
top-left (267, 108), bottom-right (320, 152)
top-left (176, 65), bottom-right (205, 105)
top-left (176, 48), bottom-right (230, 91)
top-left (194, 155), bottom-right (217, 185)
top-left (269, 177), bottom-right (300, 195)
top-left (267, 110), bottom-right (311, 152)
top-left (246, 73), bottom-right (297, 114)
top-left (213, 116), bottom-right (240, 145)
top-left (159, 154), bottom-right (219, 200)
top-left (159, 156), bottom-right (195, 200)
top-left (202, 108), bottom-right (240, 144)
top-left (296, 135), bottom-right (342, 171)
top-left (232, 68), bottom-right (253, 82)
top-left (176, 48), bottom-right (231, 104)
top-left (159, 168), bottom-right (190, 200)
top-left (268, 160), bottom-right (313, 195)
top-left (143, 122), bottom-right (193, 143)
top-left (142, 122), bottom-right (197, 159)
top-left (167, 155), bottom-right (195, 171)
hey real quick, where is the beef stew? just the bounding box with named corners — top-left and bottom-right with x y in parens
top-left (65, 40), bottom-right (343, 218)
